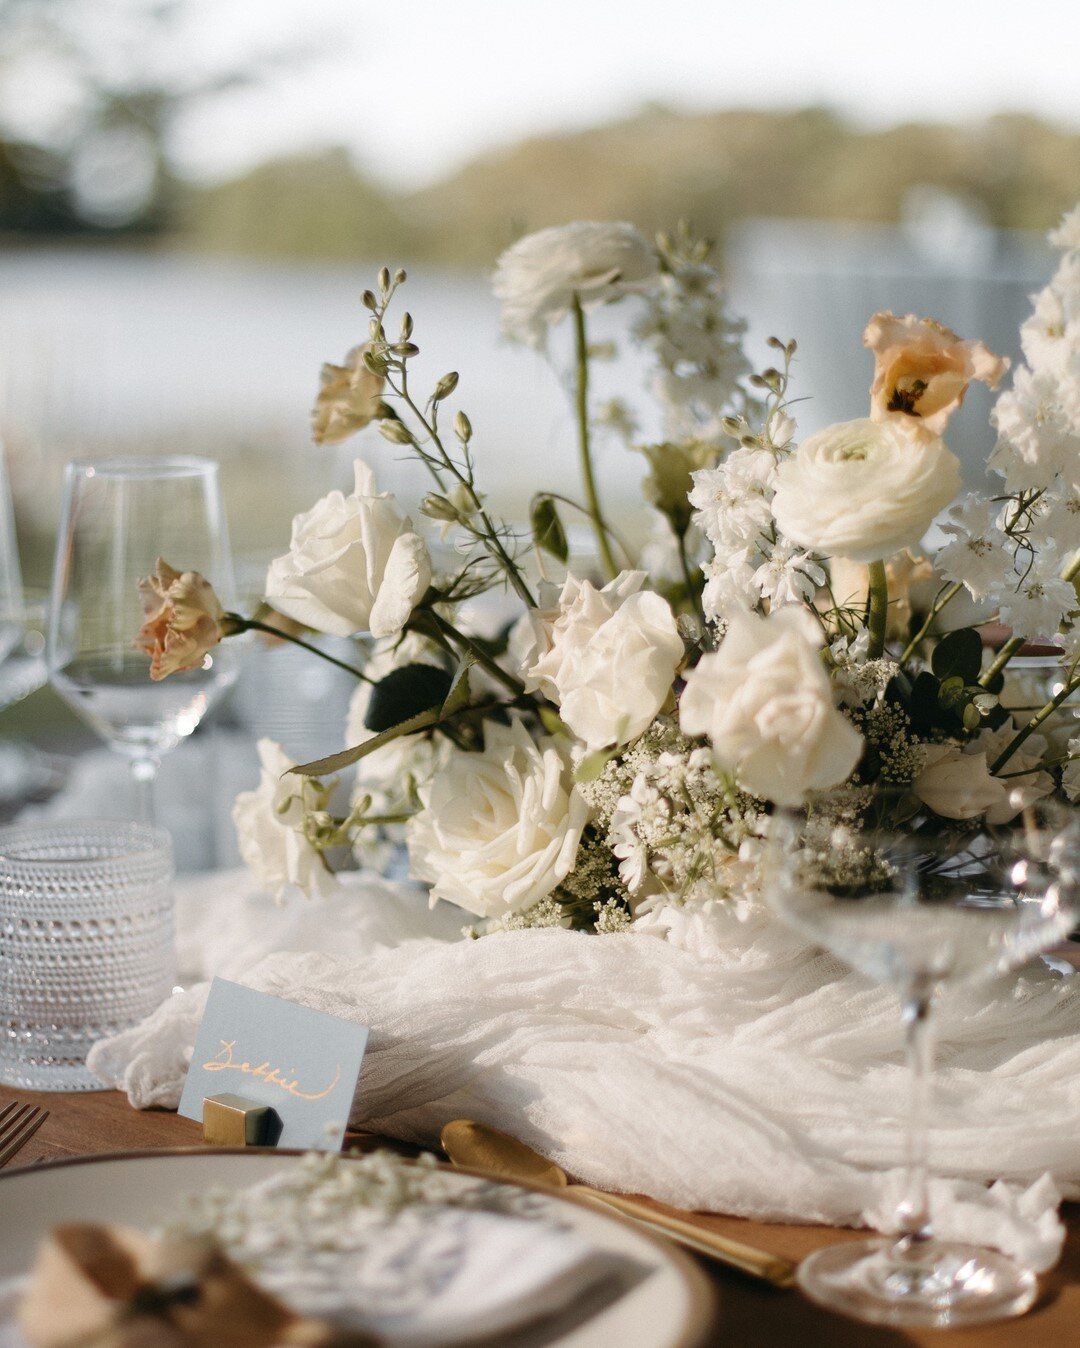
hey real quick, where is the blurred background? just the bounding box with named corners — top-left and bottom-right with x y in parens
top-left (1, 0), bottom-right (1078, 859)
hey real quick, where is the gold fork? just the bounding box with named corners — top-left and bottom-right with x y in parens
top-left (0, 1099), bottom-right (49, 1168)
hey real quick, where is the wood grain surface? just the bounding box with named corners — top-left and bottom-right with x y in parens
top-left (1, 1083), bottom-right (1077, 1347)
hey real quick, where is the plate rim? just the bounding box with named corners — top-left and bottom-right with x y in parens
top-left (0, 1147), bottom-right (716, 1348)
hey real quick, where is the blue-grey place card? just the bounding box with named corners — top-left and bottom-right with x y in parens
top-left (178, 978), bottom-right (369, 1151)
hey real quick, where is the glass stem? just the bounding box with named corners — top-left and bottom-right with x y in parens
top-left (894, 988), bottom-right (935, 1255)
top-left (130, 755), bottom-right (160, 826)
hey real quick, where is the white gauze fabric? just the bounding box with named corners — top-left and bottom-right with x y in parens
top-left (88, 869), bottom-right (1080, 1270)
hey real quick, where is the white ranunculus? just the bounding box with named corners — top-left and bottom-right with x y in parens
top-left (232, 739), bottom-right (337, 902)
top-left (494, 222), bottom-right (659, 348)
top-left (522, 571), bottom-right (683, 750)
top-left (407, 720), bottom-right (589, 919)
top-left (265, 459), bottom-right (431, 639)
top-left (912, 745), bottom-right (1008, 821)
top-left (679, 607), bottom-right (863, 807)
top-left (771, 418), bottom-right (961, 563)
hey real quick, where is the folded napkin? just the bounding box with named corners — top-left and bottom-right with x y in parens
top-left (89, 870), bottom-right (1080, 1270)
top-left (17, 1224), bottom-right (372, 1347)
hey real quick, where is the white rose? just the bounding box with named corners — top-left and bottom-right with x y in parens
top-left (912, 745), bottom-right (1008, 821)
top-left (771, 418), bottom-right (961, 563)
top-left (407, 720), bottom-right (589, 919)
top-left (679, 607), bottom-right (863, 807)
top-left (522, 571), bottom-right (683, 750)
top-left (265, 459), bottom-right (431, 639)
top-left (232, 738), bottom-right (337, 902)
top-left (494, 222), bottom-right (659, 348)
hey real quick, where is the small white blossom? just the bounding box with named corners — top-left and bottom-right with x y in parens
top-left (936, 496), bottom-right (1012, 601)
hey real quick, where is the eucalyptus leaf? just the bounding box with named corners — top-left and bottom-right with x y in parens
top-left (365, 663), bottom-right (454, 733)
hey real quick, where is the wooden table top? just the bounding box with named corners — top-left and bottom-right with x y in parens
top-left (2, 1083), bottom-right (1079, 1347)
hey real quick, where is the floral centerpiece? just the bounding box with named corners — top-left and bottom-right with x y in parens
top-left (139, 209), bottom-right (1080, 931)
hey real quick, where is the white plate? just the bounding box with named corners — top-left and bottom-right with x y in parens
top-left (0, 1151), bottom-right (713, 1347)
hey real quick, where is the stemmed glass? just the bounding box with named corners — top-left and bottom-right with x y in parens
top-left (764, 792), bottom-right (1080, 1328)
top-left (0, 443), bottom-right (23, 667)
top-left (47, 457), bottom-right (239, 823)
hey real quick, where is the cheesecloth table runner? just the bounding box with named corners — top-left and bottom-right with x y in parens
top-left (89, 868), bottom-right (1080, 1270)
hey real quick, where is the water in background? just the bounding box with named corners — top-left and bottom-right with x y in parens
top-left (0, 214), bottom-right (1054, 570)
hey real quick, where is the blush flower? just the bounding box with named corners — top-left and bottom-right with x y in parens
top-left (311, 343), bottom-right (385, 445)
top-left (135, 558), bottom-right (228, 681)
top-left (864, 311), bottom-right (1008, 439)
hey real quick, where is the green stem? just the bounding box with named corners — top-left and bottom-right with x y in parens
top-left (990, 676), bottom-right (1080, 774)
top-left (899, 581), bottom-right (963, 666)
top-left (866, 560), bottom-right (889, 660)
top-left (677, 529), bottom-right (706, 628)
top-left (979, 635), bottom-right (1025, 689)
top-left (429, 611), bottom-right (526, 698)
top-left (571, 296), bottom-right (618, 580)
top-left (231, 617), bottom-right (374, 683)
top-left (1063, 549), bottom-right (1080, 583)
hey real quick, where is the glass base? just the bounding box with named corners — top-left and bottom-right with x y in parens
top-left (0, 1053), bottom-right (106, 1093)
top-left (797, 1237), bottom-right (1037, 1328)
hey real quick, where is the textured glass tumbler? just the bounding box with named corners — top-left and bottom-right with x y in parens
top-left (0, 821), bottom-right (175, 1091)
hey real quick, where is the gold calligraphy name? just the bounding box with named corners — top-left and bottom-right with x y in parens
top-left (202, 1040), bottom-right (342, 1101)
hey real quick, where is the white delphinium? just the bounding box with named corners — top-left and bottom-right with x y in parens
top-left (494, 222), bottom-right (659, 348)
top-left (1063, 732), bottom-right (1080, 802)
top-left (633, 248), bottom-right (751, 436)
top-left (995, 541), bottom-right (1077, 640)
top-left (936, 496), bottom-right (1013, 602)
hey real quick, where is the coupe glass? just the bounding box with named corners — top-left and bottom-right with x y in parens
top-left (47, 457), bottom-right (239, 822)
top-left (764, 792), bottom-right (1080, 1328)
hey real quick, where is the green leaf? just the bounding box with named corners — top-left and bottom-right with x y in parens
top-left (931, 628), bottom-right (983, 685)
top-left (962, 701), bottom-right (982, 731)
top-left (574, 745), bottom-right (620, 783)
top-left (909, 671), bottom-right (940, 735)
top-left (290, 707), bottom-right (442, 777)
top-left (441, 655), bottom-right (476, 717)
top-left (531, 496), bottom-right (569, 563)
top-left (364, 663), bottom-right (454, 733)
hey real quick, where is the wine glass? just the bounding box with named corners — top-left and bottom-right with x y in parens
top-left (47, 456), bottom-right (239, 823)
top-left (763, 791), bottom-right (1080, 1329)
top-left (0, 442), bottom-right (23, 668)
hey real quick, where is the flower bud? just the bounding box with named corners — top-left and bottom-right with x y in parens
top-left (394, 268), bottom-right (407, 284)
top-left (453, 410), bottom-right (472, 443)
top-left (378, 419), bottom-right (415, 445)
top-left (420, 493), bottom-right (461, 523)
top-left (378, 266), bottom-right (391, 292)
top-left (391, 342), bottom-right (420, 358)
top-left (361, 289), bottom-right (378, 311)
top-left (433, 371), bottom-right (459, 402)
top-left (400, 312), bottom-right (413, 340)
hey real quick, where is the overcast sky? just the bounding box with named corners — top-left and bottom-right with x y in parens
top-left (16, 0), bottom-right (1080, 190)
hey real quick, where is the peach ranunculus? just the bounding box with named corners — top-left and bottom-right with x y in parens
top-left (863, 312), bottom-right (1009, 439)
top-left (311, 342), bottom-right (385, 445)
top-left (135, 558), bottom-right (227, 681)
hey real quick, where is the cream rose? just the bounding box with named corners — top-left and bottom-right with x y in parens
top-left (679, 607), bottom-right (863, 806)
top-left (407, 720), bottom-right (588, 919)
top-left (771, 418), bottom-right (961, 563)
top-left (232, 739), bottom-right (337, 902)
top-left (265, 459), bottom-right (431, 639)
top-left (522, 571), bottom-right (683, 750)
top-left (494, 222), bottom-right (659, 348)
top-left (912, 745), bottom-right (1007, 821)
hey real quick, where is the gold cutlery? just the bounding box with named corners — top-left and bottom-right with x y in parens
top-left (440, 1119), bottom-right (796, 1287)
top-left (0, 1099), bottom-right (49, 1168)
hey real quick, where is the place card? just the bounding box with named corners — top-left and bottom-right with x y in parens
top-left (178, 978), bottom-right (369, 1150)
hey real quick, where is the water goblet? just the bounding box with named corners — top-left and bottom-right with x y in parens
top-left (0, 442), bottom-right (23, 668)
top-left (764, 791), bottom-right (1080, 1328)
top-left (47, 456), bottom-right (239, 823)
